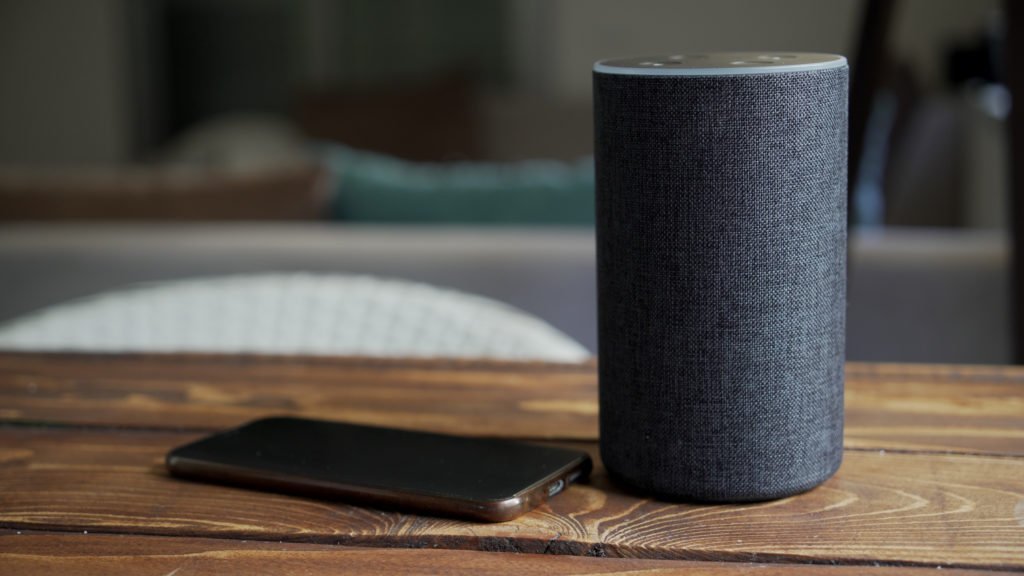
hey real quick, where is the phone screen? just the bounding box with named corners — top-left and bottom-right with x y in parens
top-left (166, 417), bottom-right (591, 522)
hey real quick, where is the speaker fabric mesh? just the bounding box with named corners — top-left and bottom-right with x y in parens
top-left (594, 63), bottom-right (848, 501)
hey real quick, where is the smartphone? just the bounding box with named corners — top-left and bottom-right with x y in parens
top-left (166, 416), bottom-right (592, 523)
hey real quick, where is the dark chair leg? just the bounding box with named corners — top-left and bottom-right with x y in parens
top-left (1007, 0), bottom-right (1024, 363)
top-left (849, 0), bottom-right (897, 227)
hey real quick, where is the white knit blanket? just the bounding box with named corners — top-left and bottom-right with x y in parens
top-left (0, 273), bottom-right (589, 362)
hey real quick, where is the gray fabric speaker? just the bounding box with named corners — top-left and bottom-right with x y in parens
top-left (594, 53), bottom-right (848, 502)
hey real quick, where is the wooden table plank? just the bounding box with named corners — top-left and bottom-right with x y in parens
top-left (1, 427), bottom-right (1021, 571)
top-left (1, 353), bottom-right (1022, 455)
top-left (0, 353), bottom-right (598, 439)
top-left (844, 363), bottom-right (1024, 454)
top-left (3, 531), bottom-right (1008, 576)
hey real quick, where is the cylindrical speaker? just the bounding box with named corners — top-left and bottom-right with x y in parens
top-left (594, 52), bottom-right (848, 502)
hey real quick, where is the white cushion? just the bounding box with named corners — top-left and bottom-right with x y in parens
top-left (0, 273), bottom-right (590, 362)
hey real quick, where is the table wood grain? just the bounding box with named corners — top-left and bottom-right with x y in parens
top-left (1, 354), bottom-right (1022, 454)
top-left (2, 532), bottom-right (1007, 576)
top-left (1, 352), bottom-right (1023, 574)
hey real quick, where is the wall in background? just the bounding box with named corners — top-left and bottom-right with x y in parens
top-left (512, 0), bottom-right (859, 101)
top-left (507, 0), bottom-right (1002, 102)
top-left (298, 0), bottom-right (507, 89)
top-left (0, 0), bottom-right (1006, 165)
top-left (891, 0), bottom-right (1003, 90)
top-left (164, 0), bottom-right (295, 136)
top-left (495, 0), bottom-right (859, 160)
top-left (0, 0), bottom-right (131, 164)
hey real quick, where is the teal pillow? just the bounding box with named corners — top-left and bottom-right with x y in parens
top-left (319, 144), bottom-right (595, 225)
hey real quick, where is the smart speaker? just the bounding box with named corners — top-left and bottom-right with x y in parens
top-left (594, 52), bottom-right (848, 502)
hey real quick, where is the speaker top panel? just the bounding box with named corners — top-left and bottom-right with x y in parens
top-left (594, 52), bottom-right (846, 77)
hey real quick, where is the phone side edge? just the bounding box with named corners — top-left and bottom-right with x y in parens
top-left (482, 453), bottom-right (593, 523)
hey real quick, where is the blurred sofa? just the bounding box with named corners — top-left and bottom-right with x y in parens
top-left (0, 223), bottom-right (1009, 364)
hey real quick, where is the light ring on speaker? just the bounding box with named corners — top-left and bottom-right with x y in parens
top-left (593, 52), bottom-right (846, 76)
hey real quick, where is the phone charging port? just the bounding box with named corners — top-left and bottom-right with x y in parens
top-left (547, 478), bottom-right (565, 497)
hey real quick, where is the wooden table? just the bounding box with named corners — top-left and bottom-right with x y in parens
top-left (0, 353), bottom-right (1022, 574)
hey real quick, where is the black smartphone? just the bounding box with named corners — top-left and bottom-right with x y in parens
top-left (166, 417), bottom-right (592, 523)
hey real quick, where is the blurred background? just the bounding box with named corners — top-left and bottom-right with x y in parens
top-left (0, 0), bottom-right (1019, 364)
